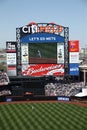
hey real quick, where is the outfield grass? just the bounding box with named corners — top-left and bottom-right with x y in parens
top-left (0, 102), bottom-right (87, 130)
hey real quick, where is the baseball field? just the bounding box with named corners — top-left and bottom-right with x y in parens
top-left (0, 101), bottom-right (87, 130)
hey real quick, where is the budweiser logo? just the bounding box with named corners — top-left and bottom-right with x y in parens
top-left (23, 64), bottom-right (64, 76)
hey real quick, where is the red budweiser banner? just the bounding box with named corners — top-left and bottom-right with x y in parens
top-left (22, 64), bottom-right (64, 76)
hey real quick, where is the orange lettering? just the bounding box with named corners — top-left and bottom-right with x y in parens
top-left (58, 26), bottom-right (62, 33)
top-left (39, 26), bottom-right (46, 32)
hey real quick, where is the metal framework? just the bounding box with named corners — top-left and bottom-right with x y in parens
top-left (64, 27), bottom-right (69, 75)
top-left (16, 28), bottom-right (22, 76)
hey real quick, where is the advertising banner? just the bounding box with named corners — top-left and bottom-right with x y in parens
top-left (21, 44), bottom-right (29, 64)
top-left (69, 63), bottom-right (79, 75)
top-left (57, 96), bottom-right (70, 101)
top-left (7, 66), bottom-right (17, 76)
top-left (69, 40), bottom-right (79, 52)
top-left (22, 64), bottom-right (64, 76)
top-left (7, 53), bottom-right (16, 65)
top-left (57, 43), bottom-right (64, 63)
top-left (69, 52), bottom-right (79, 63)
top-left (6, 42), bottom-right (17, 53)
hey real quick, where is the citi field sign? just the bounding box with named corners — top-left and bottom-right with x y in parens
top-left (22, 22), bottom-right (63, 34)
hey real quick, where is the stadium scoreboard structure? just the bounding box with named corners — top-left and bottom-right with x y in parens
top-left (6, 22), bottom-right (79, 77)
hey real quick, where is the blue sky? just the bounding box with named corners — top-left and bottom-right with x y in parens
top-left (0, 0), bottom-right (87, 48)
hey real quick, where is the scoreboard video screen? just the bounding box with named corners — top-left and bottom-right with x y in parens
top-left (21, 42), bottom-right (64, 64)
top-left (29, 42), bottom-right (57, 64)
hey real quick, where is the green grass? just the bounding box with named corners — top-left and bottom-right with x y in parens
top-left (0, 102), bottom-right (87, 130)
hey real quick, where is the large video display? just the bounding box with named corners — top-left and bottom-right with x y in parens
top-left (21, 42), bottom-right (64, 64)
top-left (29, 42), bottom-right (57, 64)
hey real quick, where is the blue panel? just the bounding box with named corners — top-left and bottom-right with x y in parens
top-left (21, 33), bottom-right (65, 43)
top-left (57, 96), bottom-right (70, 101)
top-left (6, 98), bottom-right (12, 102)
top-left (69, 63), bottom-right (79, 75)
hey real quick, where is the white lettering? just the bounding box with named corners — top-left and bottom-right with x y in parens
top-left (40, 37), bottom-right (45, 40)
top-left (70, 67), bottom-right (79, 71)
top-left (7, 43), bottom-right (15, 50)
top-left (31, 25), bottom-right (37, 33)
top-left (46, 37), bottom-right (56, 40)
top-left (22, 25), bottom-right (37, 34)
top-left (29, 37), bottom-right (39, 41)
top-left (22, 26), bottom-right (29, 33)
top-left (26, 64), bottom-right (62, 75)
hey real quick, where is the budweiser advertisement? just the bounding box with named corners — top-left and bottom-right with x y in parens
top-left (22, 64), bottom-right (64, 76)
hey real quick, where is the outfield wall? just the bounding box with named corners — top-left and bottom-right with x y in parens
top-left (1, 94), bottom-right (87, 103)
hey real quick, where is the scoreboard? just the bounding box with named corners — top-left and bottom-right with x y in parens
top-left (6, 22), bottom-right (70, 77)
